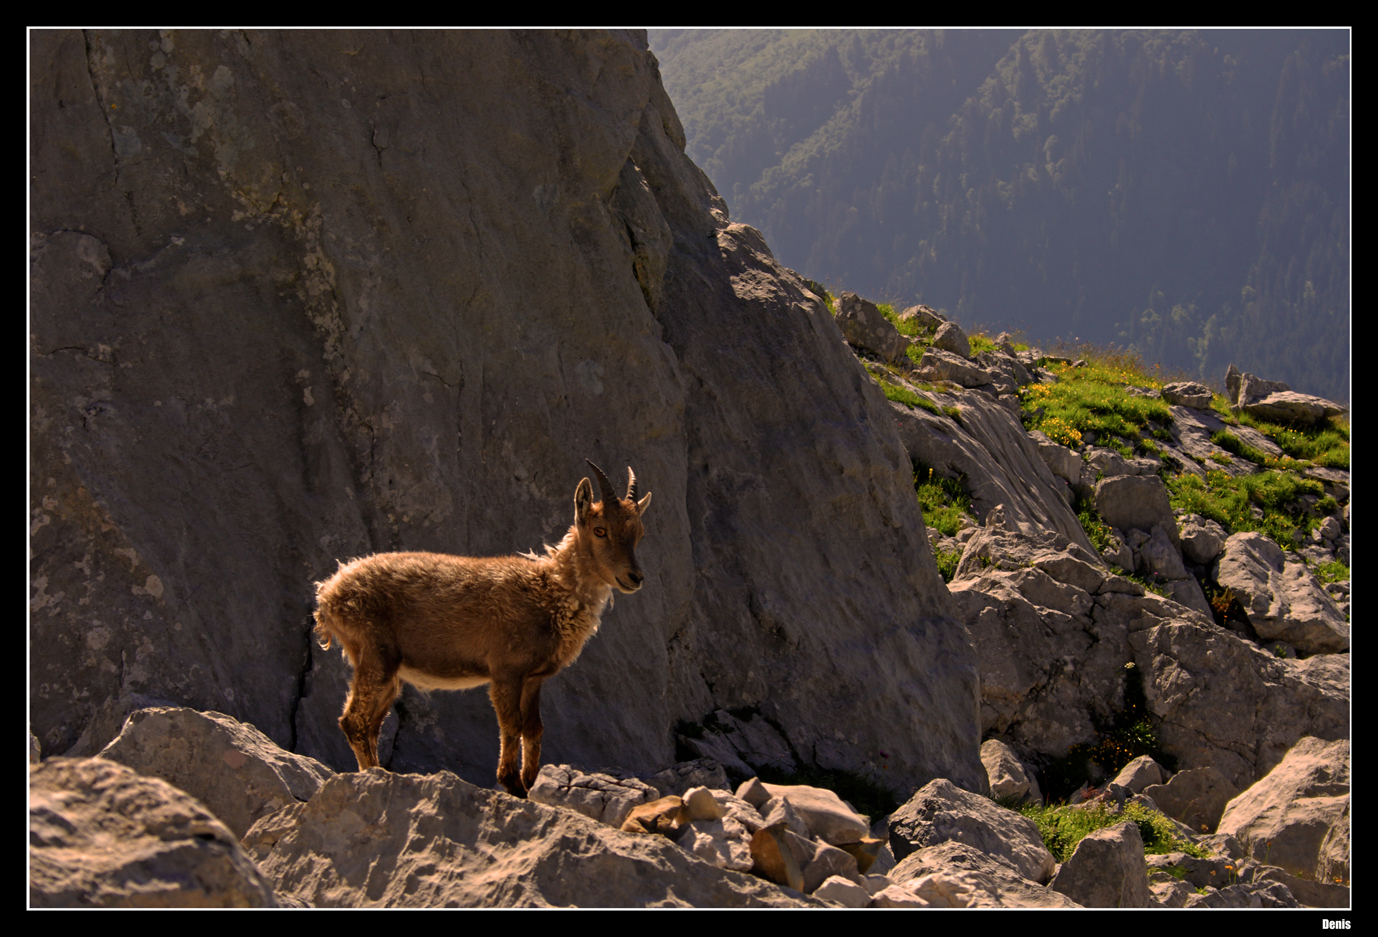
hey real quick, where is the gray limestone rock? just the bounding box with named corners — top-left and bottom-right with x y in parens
top-left (1110, 755), bottom-right (1164, 793)
top-left (898, 303), bottom-right (945, 330)
top-left (889, 842), bottom-right (1080, 908)
top-left (1242, 391), bottom-right (1347, 426)
top-left (1141, 766), bottom-right (1240, 834)
top-left (1162, 381), bottom-right (1214, 408)
top-left (888, 778), bottom-right (1055, 884)
top-left (527, 763), bottom-right (659, 829)
top-left (97, 706), bottom-right (334, 839)
top-left (1028, 431), bottom-right (1083, 489)
top-left (30, 757), bottom-right (279, 907)
top-left (1130, 623), bottom-right (1348, 790)
top-left (932, 320), bottom-right (971, 358)
top-left (981, 739), bottom-right (1042, 804)
top-left (913, 347), bottom-right (992, 386)
top-left (836, 291), bottom-right (910, 364)
top-left (752, 782), bottom-right (870, 845)
top-left (1217, 737), bottom-right (1349, 883)
top-left (1179, 513), bottom-right (1228, 565)
top-left (890, 386), bottom-right (1100, 554)
top-left (1235, 371), bottom-right (1292, 407)
top-left (1049, 821), bottom-right (1151, 907)
top-left (1136, 524), bottom-right (1187, 580)
top-left (1095, 475), bottom-right (1180, 547)
top-left (1213, 532), bottom-right (1350, 654)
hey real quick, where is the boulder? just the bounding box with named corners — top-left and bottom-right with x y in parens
top-left (912, 347), bottom-right (992, 386)
top-left (745, 782), bottom-right (869, 845)
top-left (1234, 371), bottom-right (1292, 407)
top-left (835, 292), bottom-right (910, 363)
top-left (1109, 755), bottom-right (1164, 794)
top-left (1048, 821), bottom-right (1152, 907)
top-left (1141, 766), bottom-right (1240, 834)
top-left (97, 706), bottom-right (334, 839)
top-left (887, 778), bottom-right (1055, 883)
top-left (1217, 737), bottom-right (1349, 883)
top-left (1094, 475), bottom-right (1180, 548)
top-left (981, 739), bottom-right (1042, 804)
top-left (1162, 381), bottom-right (1214, 408)
top-left (1136, 524), bottom-right (1187, 580)
top-left (1178, 513), bottom-right (1228, 565)
top-left (1028, 430), bottom-right (1083, 488)
top-left (889, 841), bottom-right (1080, 908)
top-left (898, 303), bottom-right (945, 330)
top-left (932, 320), bottom-right (971, 359)
top-left (675, 816), bottom-right (755, 872)
top-left (1213, 532), bottom-right (1349, 654)
top-left (620, 795), bottom-right (685, 836)
top-left (813, 875), bottom-right (871, 907)
top-left (1241, 391), bottom-right (1347, 427)
top-left (30, 757), bottom-right (279, 907)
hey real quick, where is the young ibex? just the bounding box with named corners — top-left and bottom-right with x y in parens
top-left (313, 461), bottom-right (651, 797)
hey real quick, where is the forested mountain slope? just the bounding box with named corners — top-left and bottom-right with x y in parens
top-left (649, 29), bottom-right (1350, 402)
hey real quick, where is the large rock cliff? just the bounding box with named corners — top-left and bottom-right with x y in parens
top-left (31, 30), bottom-right (983, 794)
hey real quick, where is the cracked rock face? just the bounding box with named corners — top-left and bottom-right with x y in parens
top-left (30, 30), bottom-right (981, 796)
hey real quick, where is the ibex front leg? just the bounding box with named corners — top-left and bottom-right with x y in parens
top-left (519, 676), bottom-right (546, 793)
top-left (489, 676), bottom-right (528, 796)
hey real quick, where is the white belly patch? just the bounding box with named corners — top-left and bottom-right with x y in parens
top-left (398, 665), bottom-right (490, 691)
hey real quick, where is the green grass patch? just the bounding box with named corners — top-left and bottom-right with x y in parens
top-left (934, 547), bottom-right (963, 584)
top-left (1021, 361), bottom-right (1173, 454)
top-left (915, 462), bottom-right (972, 538)
top-left (878, 302), bottom-right (923, 338)
top-left (1314, 559), bottom-right (1350, 583)
top-left (864, 362), bottom-right (945, 416)
top-left (969, 333), bottom-right (998, 355)
top-left (1018, 801), bottom-right (1210, 864)
top-left (1075, 494), bottom-right (1114, 554)
top-left (1235, 413), bottom-right (1350, 469)
top-left (882, 382), bottom-right (941, 415)
top-left (1166, 469), bottom-right (1323, 549)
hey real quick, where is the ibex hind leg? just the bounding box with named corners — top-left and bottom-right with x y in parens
top-left (340, 653), bottom-right (401, 771)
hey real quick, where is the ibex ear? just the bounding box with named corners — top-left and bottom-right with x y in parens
top-left (636, 491), bottom-right (652, 516)
top-left (575, 477), bottom-right (594, 524)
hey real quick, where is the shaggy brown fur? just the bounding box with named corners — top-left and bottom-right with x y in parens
top-left (313, 462), bottom-right (652, 797)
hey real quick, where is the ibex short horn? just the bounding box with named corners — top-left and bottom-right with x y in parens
top-left (313, 462), bottom-right (652, 797)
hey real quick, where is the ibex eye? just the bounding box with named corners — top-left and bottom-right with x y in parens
top-left (594, 528), bottom-right (607, 538)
